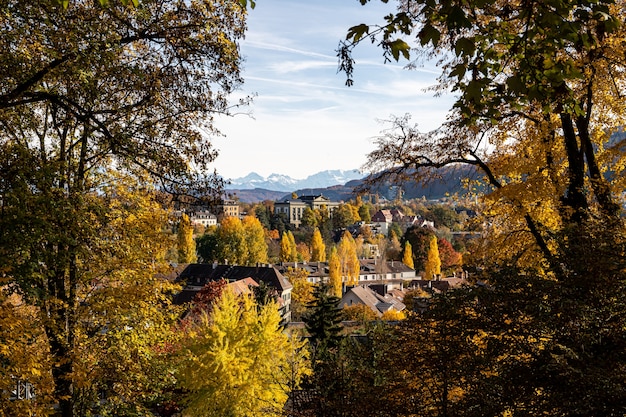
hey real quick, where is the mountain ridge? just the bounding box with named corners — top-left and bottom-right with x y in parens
top-left (224, 169), bottom-right (364, 192)
top-left (223, 166), bottom-right (479, 203)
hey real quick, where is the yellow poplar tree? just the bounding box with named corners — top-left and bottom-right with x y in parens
top-left (310, 227), bottom-right (326, 262)
top-left (178, 213), bottom-right (197, 263)
top-left (402, 241), bottom-right (414, 269)
top-left (337, 230), bottom-right (360, 287)
top-left (328, 246), bottom-right (342, 298)
top-left (242, 215), bottom-right (268, 265)
top-left (178, 287), bottom-right (309, 416)
top-left (217, 216), bottom-right (246, 265)
top-left (280, 231), bottom-right (297, 262)
top-left (424, 235), bottom-right (441, 280)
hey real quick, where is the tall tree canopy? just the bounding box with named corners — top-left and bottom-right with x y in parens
top-left (342, 0), bottom-right (626, 275)
top-left (178, 287), bottom-right (307, 417)
top-left (0, 1), bottom-right (248, 415)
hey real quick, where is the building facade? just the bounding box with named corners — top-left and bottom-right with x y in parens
top-left (274, 195), bottom-right (340, 228)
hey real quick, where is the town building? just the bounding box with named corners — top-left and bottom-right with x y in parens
top-left (174, 263), bottom-right (293, 323)
top-left (189, 210), bottom-right (217, 227)
top-left (216, 199), bottom-right (240, 219)
top-left (274, 194), bottom-right (340, 228)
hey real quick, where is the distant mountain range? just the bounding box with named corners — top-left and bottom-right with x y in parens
top-left (222, 166), bottom-right (482, 203)
top-left (223, 169), bottom-right (364, 192)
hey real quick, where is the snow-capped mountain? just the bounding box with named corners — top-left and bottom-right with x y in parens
top-left (224, 169), bottom-right (364, 192)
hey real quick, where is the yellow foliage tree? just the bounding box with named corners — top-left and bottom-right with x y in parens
top-left (328, 246), bottom-right (342, 298)
top-left (178, 213), bottom-right (197, 263)
top-left (178, 287), bottom-right (310, 416)
top-left (280, 230), bottom-right (298, 262)
top-left (242, 215), bottom-right (268, 265)
top-left (310, 227), bottom-right (326, 262)
top-left (381, 309), bottom-right (406, 321)
top-left (424, 235), bottom-right (441, 280)
top-left (284, 267), bottom-right (314, 321)
top-left (402, 241), bottom-right (414, 269)
top-left (337, 230), bottom-right (360, 287)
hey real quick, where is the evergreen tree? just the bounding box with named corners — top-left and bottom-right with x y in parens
top-left (304, 283), bottom-right (343, 358)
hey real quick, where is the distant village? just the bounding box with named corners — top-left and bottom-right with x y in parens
top-left (175, 193), bottom-right (475, 324)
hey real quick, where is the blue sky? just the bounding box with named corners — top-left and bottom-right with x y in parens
top-left (211, 0), bottom-right (454, 180)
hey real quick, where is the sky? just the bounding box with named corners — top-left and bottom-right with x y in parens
top-left (211, 0), bottom-right (454, 181)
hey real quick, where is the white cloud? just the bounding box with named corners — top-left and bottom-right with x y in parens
top-left (210, 0), bottom-right (452, 179)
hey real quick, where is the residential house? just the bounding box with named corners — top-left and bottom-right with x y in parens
top-left (339, 285), bottom-right (406, 317)
top-left (276, 259), bottom-right (416, 291)
top-left (174, 263), bottom-right (293, 322)
top-left (216, 199), bottom-right (240, 219)
top-left (189, 210), bottom-right (217, 228)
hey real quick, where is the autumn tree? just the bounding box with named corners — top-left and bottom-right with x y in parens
top-left (337, 230), bottom-right (360, 287)
top-left (402, 240), bottom-right (414, 269)
top-left (424, 235), bottom-right (441, 280)
top-left (0, 1), bottom-right (247, 415)
top-left (342, 0), bottom-right (626, 276)
top-left (242, 215), bottom-right (269, 265)
top-left (280, 230), bottom-right (298, 262)
top-left (438, 237), bottom-right (462, 273)
top-left (332, 202), bottom-right (361, 229)
top-left (328, 246), bottom-right (342, 298)
top-left (342, 303), bottom-right (378, 323)
top-left (341, 2), bottom-right (626, 412)
top-left (197, 216), bottom-right (268, 266)
top-left (403, 225), bottom-right (436, 272)
top-left (178, 213), bottom-right (197, 263)
top-left (283, 267), bottom-right (314, 322)
top-left (178, 287), bottom-right (308, 416)
top-left (310, 227), bottom-right (327, 262)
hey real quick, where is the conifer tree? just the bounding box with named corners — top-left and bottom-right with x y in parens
top-left (304, 283), bottom-right (343, 358)
top-left (424, 235), bottom-right (441, 280)
top-left (177, 213), bottom-right (197, 264)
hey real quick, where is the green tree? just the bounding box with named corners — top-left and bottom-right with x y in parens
top-left (178, 213), bottom-right (197, 263)
top-left (304, 283), bottom-right (343, 360)
top-left (424, 235), bottom-right (441, 280)
top-left (402, 240), bottom-right (414, 269)
top-left (403, 226), bottom-right (436, 272)
top-left (358, 204), bottom-right (372, 223)
top-left (178, 287), bottom-right (307, 417)
top-left (310, 227), bottom-right (327, 262)
top-left (0, 1), bottom-right (246, 414)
